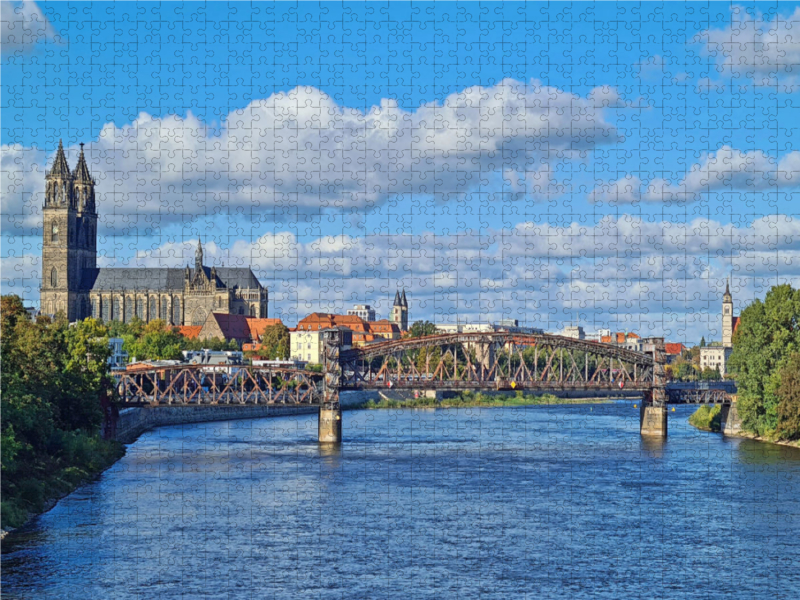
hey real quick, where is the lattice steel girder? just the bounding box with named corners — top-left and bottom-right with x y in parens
top-left (341, 332), bottom-right (655, 366)
top-left (115, 366), bottom-right (325, 406)
top-left (667, 388), bottom-right (733, 405)
top-left (339, 333), bottom-right (658, 389)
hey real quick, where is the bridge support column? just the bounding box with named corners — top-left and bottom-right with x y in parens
top-left (318, 406), bottom-right (342, 443)
top-left (719, 398), bottom-right (742, 435)
top-left (640, 402), bottom-right (668, 437)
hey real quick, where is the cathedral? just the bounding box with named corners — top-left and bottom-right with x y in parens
top-left (39, 141), bottom-right (268, 325)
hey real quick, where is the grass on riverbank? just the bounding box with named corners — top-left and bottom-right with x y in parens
top-left (688, 405), bottom-right (722, 432)
top-left (1, 434), bottom-right (125, 531)
top-left (356, 390), bottom-right (613, 410)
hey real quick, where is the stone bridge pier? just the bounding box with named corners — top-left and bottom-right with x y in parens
top-left (319, 329), bottom-right (344, 444)
top-left (639, 337), bottom-right (667, 437)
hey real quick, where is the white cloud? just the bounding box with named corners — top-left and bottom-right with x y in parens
top-left (1, 1), bottom-right (54, 53)
top-left (6, 214), bottom-right (797, 339)
top-left (696, 6), bottom-right (800, 91)
top-left (587, 175), bottom-right (645, 205)
top-left (1, 80), bottom-right (623, 235)
top-left (589, 146), bottom-right (800, 205)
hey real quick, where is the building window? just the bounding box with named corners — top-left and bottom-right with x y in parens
top-left (249, 305), bottom-right (255, 317)
top-left (173, 298), bottom-right (181, 324)
top-left (149, 297), bottom-right (157, 321)
top-left (124, 297), bottom-right (134, 322)
top-left (92, 297), bottom-right (100, 319)
top-left (50, 267), bottom-right (58, 287)
top-left (101, 297), bottom-right (110, 322)
top-left (51, 222), bottom-right (59, 242)
top-left (112, 297), bottom-right (121, 321)
top-left (136, 297), bottom-right (145, 320)
top-left (160, 298), bottom-right (168, 322)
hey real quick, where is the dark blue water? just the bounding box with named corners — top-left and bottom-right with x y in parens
top-left (3, 403), bottom-right (800, 599)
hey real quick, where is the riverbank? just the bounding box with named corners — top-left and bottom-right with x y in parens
top-left (353, 391), bottom-right (615, 410)
top-left (725, 429), bottom-right (800, 449)
top-left (1, 437), bottom-right (125, 539)
top-left (2, 405), bottom-right (318, 539)
top-left (687, 405), bottom-right (800, 449)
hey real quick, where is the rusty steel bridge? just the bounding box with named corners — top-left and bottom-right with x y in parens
top-left (113, 332), bottom-right (734, 440)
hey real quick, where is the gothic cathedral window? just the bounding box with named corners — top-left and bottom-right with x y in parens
top-left (50, 267), bottom-right (58, 287)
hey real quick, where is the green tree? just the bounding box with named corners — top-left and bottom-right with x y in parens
top-left (181, 337), bottom-right (238, 352)
top-left (727, 284), bottom-right (800, 436)
top-left (1, 294), bottom-right (27, 334)
top-left (699, 336), bottom-right (706, 348)
top-left (407, 320), bottom-right (437, 338)
top-left (1, 299), bottom-right (124, 528)
top-left (776, 353), bottom-right (800, 440)
top-left (123, 319), bottom-right (184, 360)
top-left (254, 323), bottom-right (290, 359)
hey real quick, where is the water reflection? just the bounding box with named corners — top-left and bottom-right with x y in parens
top-left (734, 437), bottom-right (800, 465)
top-left (639, 434), bottom-right (667, 458)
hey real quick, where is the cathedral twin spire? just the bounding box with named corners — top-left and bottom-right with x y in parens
top-left (393, 288), bottom-right (408, 307)
top-left (45, 140), bottom-right (95, 211)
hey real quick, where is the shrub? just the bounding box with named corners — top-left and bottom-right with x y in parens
top-left (689, 405), bottom-right (722, 432)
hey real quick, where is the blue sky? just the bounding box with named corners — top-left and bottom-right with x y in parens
top-left (2, 1), bottom-right (799, 342)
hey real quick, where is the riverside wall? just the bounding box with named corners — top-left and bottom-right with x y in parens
top-left (115, 404), bottom-right (318, 444)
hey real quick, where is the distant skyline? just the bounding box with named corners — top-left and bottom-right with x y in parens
top-left (2, 1), bottom-right (799, 343)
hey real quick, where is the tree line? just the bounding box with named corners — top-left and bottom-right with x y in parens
top-left (1, 296), bottom-right (123, 529)
top-left (728, 284), bottom-right (800, 440)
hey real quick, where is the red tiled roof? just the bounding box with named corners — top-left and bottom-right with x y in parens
top-left (664, 343), bottom-right (685, 355)
top-left (297, 313), bottom-right (371, 333)
top-left (601, 335), bottom-right (612, 343)
top-left (208, 313), bottom-right (252, 341)
top-left (367, 320), bottom-right (400, 335)
top-left (246, 318), bottom-right (283, 340)
top-left (175, 325), bottom-right (202, 339)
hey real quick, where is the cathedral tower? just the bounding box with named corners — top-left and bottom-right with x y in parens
top-left (40, 141), bottom-right (96, 321)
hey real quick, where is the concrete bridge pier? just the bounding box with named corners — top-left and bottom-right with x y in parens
top-left (318, 406), bottom-right (342, 443)
top-left (640, 402), bottom-right (668, 437)
top-left (719, 398), bottom-right (742, 435)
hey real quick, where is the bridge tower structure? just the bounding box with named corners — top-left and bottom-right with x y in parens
top-left (318, 328), bottom-right (343, 443)
top-left (639, 337), bottom-right (668, 437)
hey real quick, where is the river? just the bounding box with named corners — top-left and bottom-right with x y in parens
top-left (3, 402), bottom-right (800, 599)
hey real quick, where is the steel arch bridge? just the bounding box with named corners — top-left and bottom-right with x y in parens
top-left (114, 333), bottom-right (665, 407)
top-left (337, 332), bottom-right (661, 394)
top-left (110, 333), bottom-right (736, 442)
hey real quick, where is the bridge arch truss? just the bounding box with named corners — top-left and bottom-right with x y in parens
top-left (338, 332), bottom-right (658, 393)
